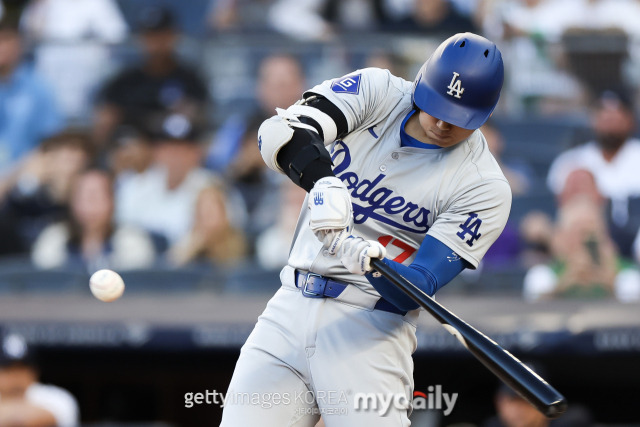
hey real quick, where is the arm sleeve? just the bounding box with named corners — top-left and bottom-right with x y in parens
top-left (365, 235), bottom-right (468, 311)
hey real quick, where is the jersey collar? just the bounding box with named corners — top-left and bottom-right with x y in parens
top-left (400, 109), bottom-right (441, 150)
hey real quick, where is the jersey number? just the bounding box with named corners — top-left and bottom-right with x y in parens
top-left (377, 235), bottom-right (416, 263)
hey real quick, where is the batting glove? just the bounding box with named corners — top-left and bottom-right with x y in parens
top-left (309, 176), bottom-right (353, 254)
top-left (338, 236), bottom-right (387, 275)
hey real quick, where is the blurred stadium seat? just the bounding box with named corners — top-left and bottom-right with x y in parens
top-left (495, 116), bottom-right (589, 180)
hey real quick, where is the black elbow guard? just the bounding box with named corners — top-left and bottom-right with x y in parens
top-left (276, 128), bottom-right (335, 192)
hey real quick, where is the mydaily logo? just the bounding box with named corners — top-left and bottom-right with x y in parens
top-left (354, 385), bottom-right (458, 416)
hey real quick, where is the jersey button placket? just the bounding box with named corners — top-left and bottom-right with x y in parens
top-left (379, 164), bottom-right (387, 172)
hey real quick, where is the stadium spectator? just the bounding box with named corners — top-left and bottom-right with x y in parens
top-left (207, 54), bottom-right (303, 241)
top-left (108, 125), bottom-right (154, 178)
top-left (363, 49), bottom-right (409, 80)
top-left (20, 0), bottom-right (127, 42)
top-left (479, 0), bottom-right (584, 113)
top-left (483, 371), bottom-right (593, 427)
top-left (169, 182), bottom-right (247, 267)
top-left (480, 0), bottom-right (640, 44)
top-left (0, 17), bottom-right (63, 174)
top-left (223, 115), bottom-right (280, 243)
top-left (547, 89), bottom-right (640, 258)
top-left (32, 168), bottom-right (155, 272)
top-left (207, 53), bottom-right (305, 173)
top-left (382, 0), bottom-right (477, 35)
top-left (0, 130), bottom-right (93, 250)
top-left (115, 114), bottom-right (222, 246)
top-left (519, 210), bottom-right (554, 269)
top-left (319, 0), bottom-right (386, 33)
top-left (266, 0), bottom-right (383, 41)
top-left (482, 0), bottom-right (570, 42)
top-left (524, 169), bottom-right (640, 302)
top-left (255, 179), bottom-right (306, 270)
top-left (94, 6), bottom-right (209, 146)
top-left (555, 0), bottom-right (640, 40)
top-left (483, 383), bottom-right (549, 427)
top-left (207, 0), bottom-right (274, 33)
top-left (21, 0), bottom-right (129, 120)
top-left (255, 53), bottom-right (305, 117)
top-left (0, 333), bottom-right (79, 426)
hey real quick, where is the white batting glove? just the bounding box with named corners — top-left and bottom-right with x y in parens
top-left (315, 228), bottom-right (353, 256)
top-left (309, 176), bottom-right (353, 254)
top-left (338, 236), bottom-right (387, 275)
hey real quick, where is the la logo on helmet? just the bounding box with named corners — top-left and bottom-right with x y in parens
top-left (446, 72), bottom-right (464, 99)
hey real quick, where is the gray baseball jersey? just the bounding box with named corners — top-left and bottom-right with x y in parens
top-left (221, 67), bottom-right (511, 427)
top-left (288, 67), bottom-right (512, 295)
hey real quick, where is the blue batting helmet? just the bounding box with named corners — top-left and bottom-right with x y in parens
top-left (413, 33), bottom-right (504, 130)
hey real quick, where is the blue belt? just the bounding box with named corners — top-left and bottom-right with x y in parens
top-left (295, 270), bottom-right (407, 316)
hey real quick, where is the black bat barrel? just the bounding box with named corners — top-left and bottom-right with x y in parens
top-left (370, 258), bottom-right (568, 418)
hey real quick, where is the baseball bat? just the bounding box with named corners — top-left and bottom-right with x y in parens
top-left (371, 258), bottom-right (568, 418)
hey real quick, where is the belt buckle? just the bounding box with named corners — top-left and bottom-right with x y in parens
top-left (302, 272), bottom-right (324, 298)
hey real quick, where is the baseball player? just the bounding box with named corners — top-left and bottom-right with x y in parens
top-left (221, 32), bottom-right (511, 427)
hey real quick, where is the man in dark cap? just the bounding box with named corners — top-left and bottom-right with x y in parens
top-left (0, 334), bottom-right (79, 426)
top-left (94, 6), bottom-right (209, 146)
top-left (115, 113), bottom-right (219, 245)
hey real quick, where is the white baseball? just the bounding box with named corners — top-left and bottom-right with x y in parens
top-left (89, 269), bottom-right (125, 302)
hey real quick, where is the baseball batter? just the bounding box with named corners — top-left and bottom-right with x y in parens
top-left (221, 33), bottom-right (511, 426)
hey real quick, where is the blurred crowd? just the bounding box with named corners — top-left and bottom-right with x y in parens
top-left (0, 0), bottom-right (639, 304)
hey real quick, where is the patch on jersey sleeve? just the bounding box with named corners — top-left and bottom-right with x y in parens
top-left (456, 212), bottom-right (482, 247)
top-left (331, 74), bottom-right (361, 95)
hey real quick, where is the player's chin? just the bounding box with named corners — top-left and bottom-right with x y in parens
top-left (429, 130), bottom-right (472, 148)
top-left (427, 130), bottom-right (454, 147)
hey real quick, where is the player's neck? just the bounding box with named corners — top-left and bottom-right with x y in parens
top-left (404, 111), bottom-right (431, 144)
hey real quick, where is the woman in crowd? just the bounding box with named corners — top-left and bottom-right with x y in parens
top-left (31, 168), bottom-right (155, 272)
top-left (169, 182), bottom-right (247, 267)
